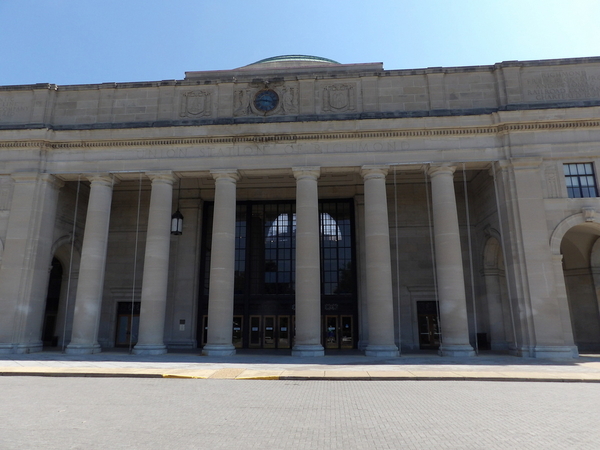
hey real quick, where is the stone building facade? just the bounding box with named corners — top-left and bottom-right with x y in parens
top-left (1, 55), bottom-right (600, 358)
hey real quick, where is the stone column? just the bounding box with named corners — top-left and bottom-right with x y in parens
top-left (202, 170), bottom-right (239, 356)
top-left (133, 172), bottom-right (175, 355)
top-left (361, 166), bottom-right (399, 357)
top-left (428, 164), bottom-right (475, 357)
top-left (292, 167), bottom-right (324, 356)
top-left (0, 173), bottom-right (63, 354)
top-left (66, 174), bottom-right (114, 354)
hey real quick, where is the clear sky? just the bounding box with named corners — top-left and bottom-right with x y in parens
top-left (1, 0), bottom-right (599, 86)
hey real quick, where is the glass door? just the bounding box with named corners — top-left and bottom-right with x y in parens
top-left (277, 315), bottom-right (291, 348)
top-left (249, 315), bottom-right (262, 348)
top-left (263, 315), bottom-right (276, 348)
top-left (340, 315), bottom-right (353, 349)
top-left (233, 315), bottom-right (243, 348)
top-left (325, 315), bottom-right (339, 349)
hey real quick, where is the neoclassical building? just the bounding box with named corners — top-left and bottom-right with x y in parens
top-left (1, 55), bottom-right (600, 358)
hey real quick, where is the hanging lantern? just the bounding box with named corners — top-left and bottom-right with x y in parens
top-left (171, 209), bottom-right (184, 235)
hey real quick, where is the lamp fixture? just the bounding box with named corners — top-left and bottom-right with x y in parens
top-left (171, 179), bottom-right (184, 235)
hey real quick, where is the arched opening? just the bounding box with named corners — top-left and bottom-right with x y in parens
top-left (561, 223), bottom-right (600, 352)
top-left (42, 258), bottom-right (63, 347)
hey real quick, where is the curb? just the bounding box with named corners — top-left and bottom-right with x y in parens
top-left (2, 370), bottom-right (600, 382)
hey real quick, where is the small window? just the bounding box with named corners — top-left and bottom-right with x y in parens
top-left (564, 163), bottom-right (598, 198)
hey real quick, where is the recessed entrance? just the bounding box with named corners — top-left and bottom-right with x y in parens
top-left (324, 315), bottom-right (354, 349)
top-left (198, 199), bottom-right (357, 350)
top-left (417, 301), bottom-right (440, 349)
top-left (115, 302), bottom-right (140, 347)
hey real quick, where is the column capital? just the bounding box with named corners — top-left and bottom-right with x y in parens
top-left (361, 165), bottom-right (389, 180)
top-left (292, 166), bottom-right (320, 181)
top-left (210, 169), bottom-right (240, 182)
top-left (427, 164), bottom-right (456, 178)
top-left (146, 171), bottom-right (175, 185)
top-left (85, 173), bottom-right (116, 186)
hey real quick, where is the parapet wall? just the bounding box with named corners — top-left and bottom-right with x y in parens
top-left (1, 57), bottom-right (600, 130)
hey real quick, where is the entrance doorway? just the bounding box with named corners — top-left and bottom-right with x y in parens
top-left (198, 199), bottom-right (358, 350)
top-left (324, 315), bottom-right (354, 349)
top-left (115, 302), bottom-right (140, 347)
top-left (417, 301), bottom-right (440, 349)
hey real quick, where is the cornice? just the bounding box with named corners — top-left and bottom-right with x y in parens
top-left (0, 119), bottom-right (599, 150)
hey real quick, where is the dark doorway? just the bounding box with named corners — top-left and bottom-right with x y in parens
top-left (417, 301), bottom-right (441, 349)
top-left (42, 258), bottom-right (62, 347)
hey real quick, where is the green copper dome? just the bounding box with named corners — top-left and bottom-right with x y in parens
top-left (240, 55), bottom-right (340, 70)
top-left (251, 55), bottom-right (340, 65)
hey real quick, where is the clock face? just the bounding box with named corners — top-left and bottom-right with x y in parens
top-left (254, 89), bottom-right (279, 112)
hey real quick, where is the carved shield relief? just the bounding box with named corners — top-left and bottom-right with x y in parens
top-left (323, 84), bottom-right (356, 112)
top-left (180, 91), bottom-right (212, 117)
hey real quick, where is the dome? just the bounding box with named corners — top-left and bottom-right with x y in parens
top-left (239, 55), bottom-right (340, 70)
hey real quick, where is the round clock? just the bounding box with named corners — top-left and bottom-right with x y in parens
top-left (254, 89), bottom-right (279, 112)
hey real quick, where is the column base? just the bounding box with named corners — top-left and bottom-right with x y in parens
top-left (0, 342), bottom-right (45, 354)
top-left (439, 344), bottom-right (476, 357)
top-left (133, 344), bottom-right (167, 356)
top-left (13, 342), bottom-right (43, 354)
top-left (365, 345), bottom-right (399, 358)
top-left (0, 344), bottom-right (14, 354)
top-left (292, 344), bottom-right (324, 357)
top-left (65, 343), bottom-right (102, 355)
top-left (533, 345), bottom-right (578, 359)
top-left (202, 344), bottom-right (236, 356)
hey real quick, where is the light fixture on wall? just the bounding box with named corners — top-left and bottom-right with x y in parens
top-left (171, 178), bottom-right (184, 235)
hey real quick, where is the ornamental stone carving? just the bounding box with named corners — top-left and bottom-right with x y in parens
top-left (233, 84), bottom-right (299, 116)
top-left (322, 84), bottom-right (355, 112)
top-left (180, 91), bottom-right (212, 117)
top-left (544, 164), bottom-right (561, 198)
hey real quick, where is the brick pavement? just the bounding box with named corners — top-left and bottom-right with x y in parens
top-left (1, 377), bottom-right (599, 449)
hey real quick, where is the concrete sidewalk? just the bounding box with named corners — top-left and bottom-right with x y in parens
top-left (1, 350), bottom-right (600, 382)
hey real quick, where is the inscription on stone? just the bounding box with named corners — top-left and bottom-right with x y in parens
top-left (0, 99), bottom-right (29, 119)
top-left (136, 140), bottom-right (409, 160)
top-left (524, 70), bottom-right (600, 102)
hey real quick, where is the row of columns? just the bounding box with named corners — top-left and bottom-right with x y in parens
top-left (66, 172), bottom-right (176, 355)
top-left (43, 163), bottom-right (474, 357)
top-left (199, 164), bottom-right (473, 357)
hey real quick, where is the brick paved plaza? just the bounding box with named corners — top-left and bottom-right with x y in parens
top-left (1, 378), bottom-right (599, 449)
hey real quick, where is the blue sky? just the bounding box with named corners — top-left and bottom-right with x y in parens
top-left (1, 0), bottom-right (599, 86)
